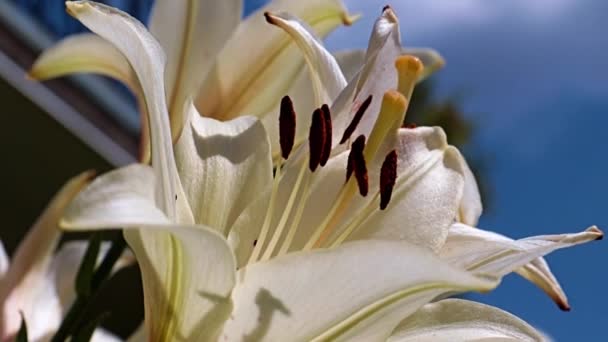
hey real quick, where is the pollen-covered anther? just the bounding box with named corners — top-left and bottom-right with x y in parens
top-left (340, 95), bottom-right (372, 144)
top-left (379, 150), bottom-right (398, 210)
top-left (349, 135), bottom-right (368, 196)
top-left (319, 104), bottom-right (332, 166)
top-left (279, 95), bottom-right (296, 160)
top-left (395, 55), bottom-right (424, 95)
top-left (308, 108), bottom-right (326, 172)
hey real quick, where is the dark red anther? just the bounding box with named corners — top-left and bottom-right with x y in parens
top-left (379, 150), bottom-right (398, 210)
top-left (319, 104), bottom-right (332, 166)
top-left (308, 108), bottom-right (326, 172)
top-left (279, 95), bottom-right (296, 160)
top-left (348, 135), bottom-right (368, 196)
top-left (340, 95), bottom-right (372, 144)
top-left (403, 123), bottom-right (417, 129)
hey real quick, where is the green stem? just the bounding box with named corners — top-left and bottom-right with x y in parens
top-left (51, 234), bottom-right (127, 342)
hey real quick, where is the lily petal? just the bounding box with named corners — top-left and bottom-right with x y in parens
top-left (516, 258), bottom-right (569, 311)
top-left (329, 7), bottom-right (403, 148)
top-left (60, 169), bottom-right (236, 340)
top-left (0, 171), bottom-right (93, 341)
top-left (457, 156), bottom-right (483, 226)
top-left (350, 127), bottom-right (466, 252)
top-left (61, 164), bottom-right (170, 230)
top-left (150, 0), bottom-right (242, 141)
top-left (440, 223), bottom-right (603, 309)
top-left (388, 299), bottom-right (545, 342)
top-left (174, 103), bottom-right (273, 236)
top-left (29, 32), bottom-right (152, 163)
top-left (195, 0), bottom-right (354, 121)
top-left (123, 224), bottom-right (236, 341)
top-left (335, 47), bottom-right (445, 85)
top-left (67, 1), bottom-right (179, 219)
top-left (29, 33), bottom-right (136, 89)
top-left (265, 11), bottom-right (347, 107)
top-left (220, 240), bottom-right (497, 341)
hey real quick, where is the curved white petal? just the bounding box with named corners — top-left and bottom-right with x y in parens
top-left (220, 240), bottom-right (496, 341)
top-left (29, 32), bottom-right (151, 164)
top-left (174, 103), bottom-right (273, 235)
top-left (67, 1), bottom-right (179, 219)
top-left (29, 33), bottom-right (137, 89)
top-left (388, 299), bottom-right (545, 342)
top-left (335, 47), bottom-right (445, 86)
top-left (195, 0), bottom-right (353, 121)
top-left (458, 157), bottom-right (483, 226)
top-left (349, 127), bottom-right (465, 252)
top-left (28, 33), bottom-right (150, 163)
top-left (61, 164), bottom-right (170, 230)
top-left (516, 258), bottom-right (569, 311)
top-left (266, 12), bottom-right (347, 107)
top-left (150, 0), bottom-right (242, 141)
top-left (441, 223), bottom-right (603, 309)
top-left (329, 8), bottom-right (402, 149)
top-left (123, 223), bottom-right (236, 341)
top-left (0, 171), bottom-right (93, 341)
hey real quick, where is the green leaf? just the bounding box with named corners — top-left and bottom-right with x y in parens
top-left (75, 233), bottom-right (102, 297)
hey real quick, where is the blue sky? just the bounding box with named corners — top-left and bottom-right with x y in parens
top-left (325, 0), bottom-right (607, 340)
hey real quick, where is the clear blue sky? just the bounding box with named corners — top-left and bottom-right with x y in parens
top-left (326, 1), bottom-right (607, 340)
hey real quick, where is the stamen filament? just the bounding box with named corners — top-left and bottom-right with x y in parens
top-left (261, 158), bottom-right (309, 261)
top-left (329, 193), bottom-right (380, 248)
top-left (278, 170), bottom-right (313, 256)
top-left (248, 164), bottom-right (282, 263)
top-left (303, 179), bottom-right (357, 250)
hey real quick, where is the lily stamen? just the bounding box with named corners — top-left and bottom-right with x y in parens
top-left (351, 135), bottom-right (369, 197)
top-left (309, 108), bottom-right (326, 172)
top-left (380, 150), bottom-right (398, 210)
top-left (340, 94), bottom-right (372, 144)
top-left (319, 104), bottom-right (332, 166)
top-left (279, 95), bottom-right (296, 160)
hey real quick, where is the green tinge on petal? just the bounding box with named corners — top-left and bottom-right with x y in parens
top-left (124, 224), bottom-right (236, 341)
top-left (388, 299), bottom-right (545, 342)
top-left (29, 33), bottom-right (137, 89)
top-left (195, 0), bottom-right (355, 122)
top-left (220, 240), bottom-right (497, 341)
top-left (29, 32), bottom-right (152, 164)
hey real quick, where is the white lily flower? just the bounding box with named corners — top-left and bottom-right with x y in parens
top-left (0, 171), bottom-right (125, 342)
top-left (50, 2), bottom-right (602, 341)
top-left (53, 2), bottom-right (496, 340)
top-left (29, 0), bottom-right (444, 163)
